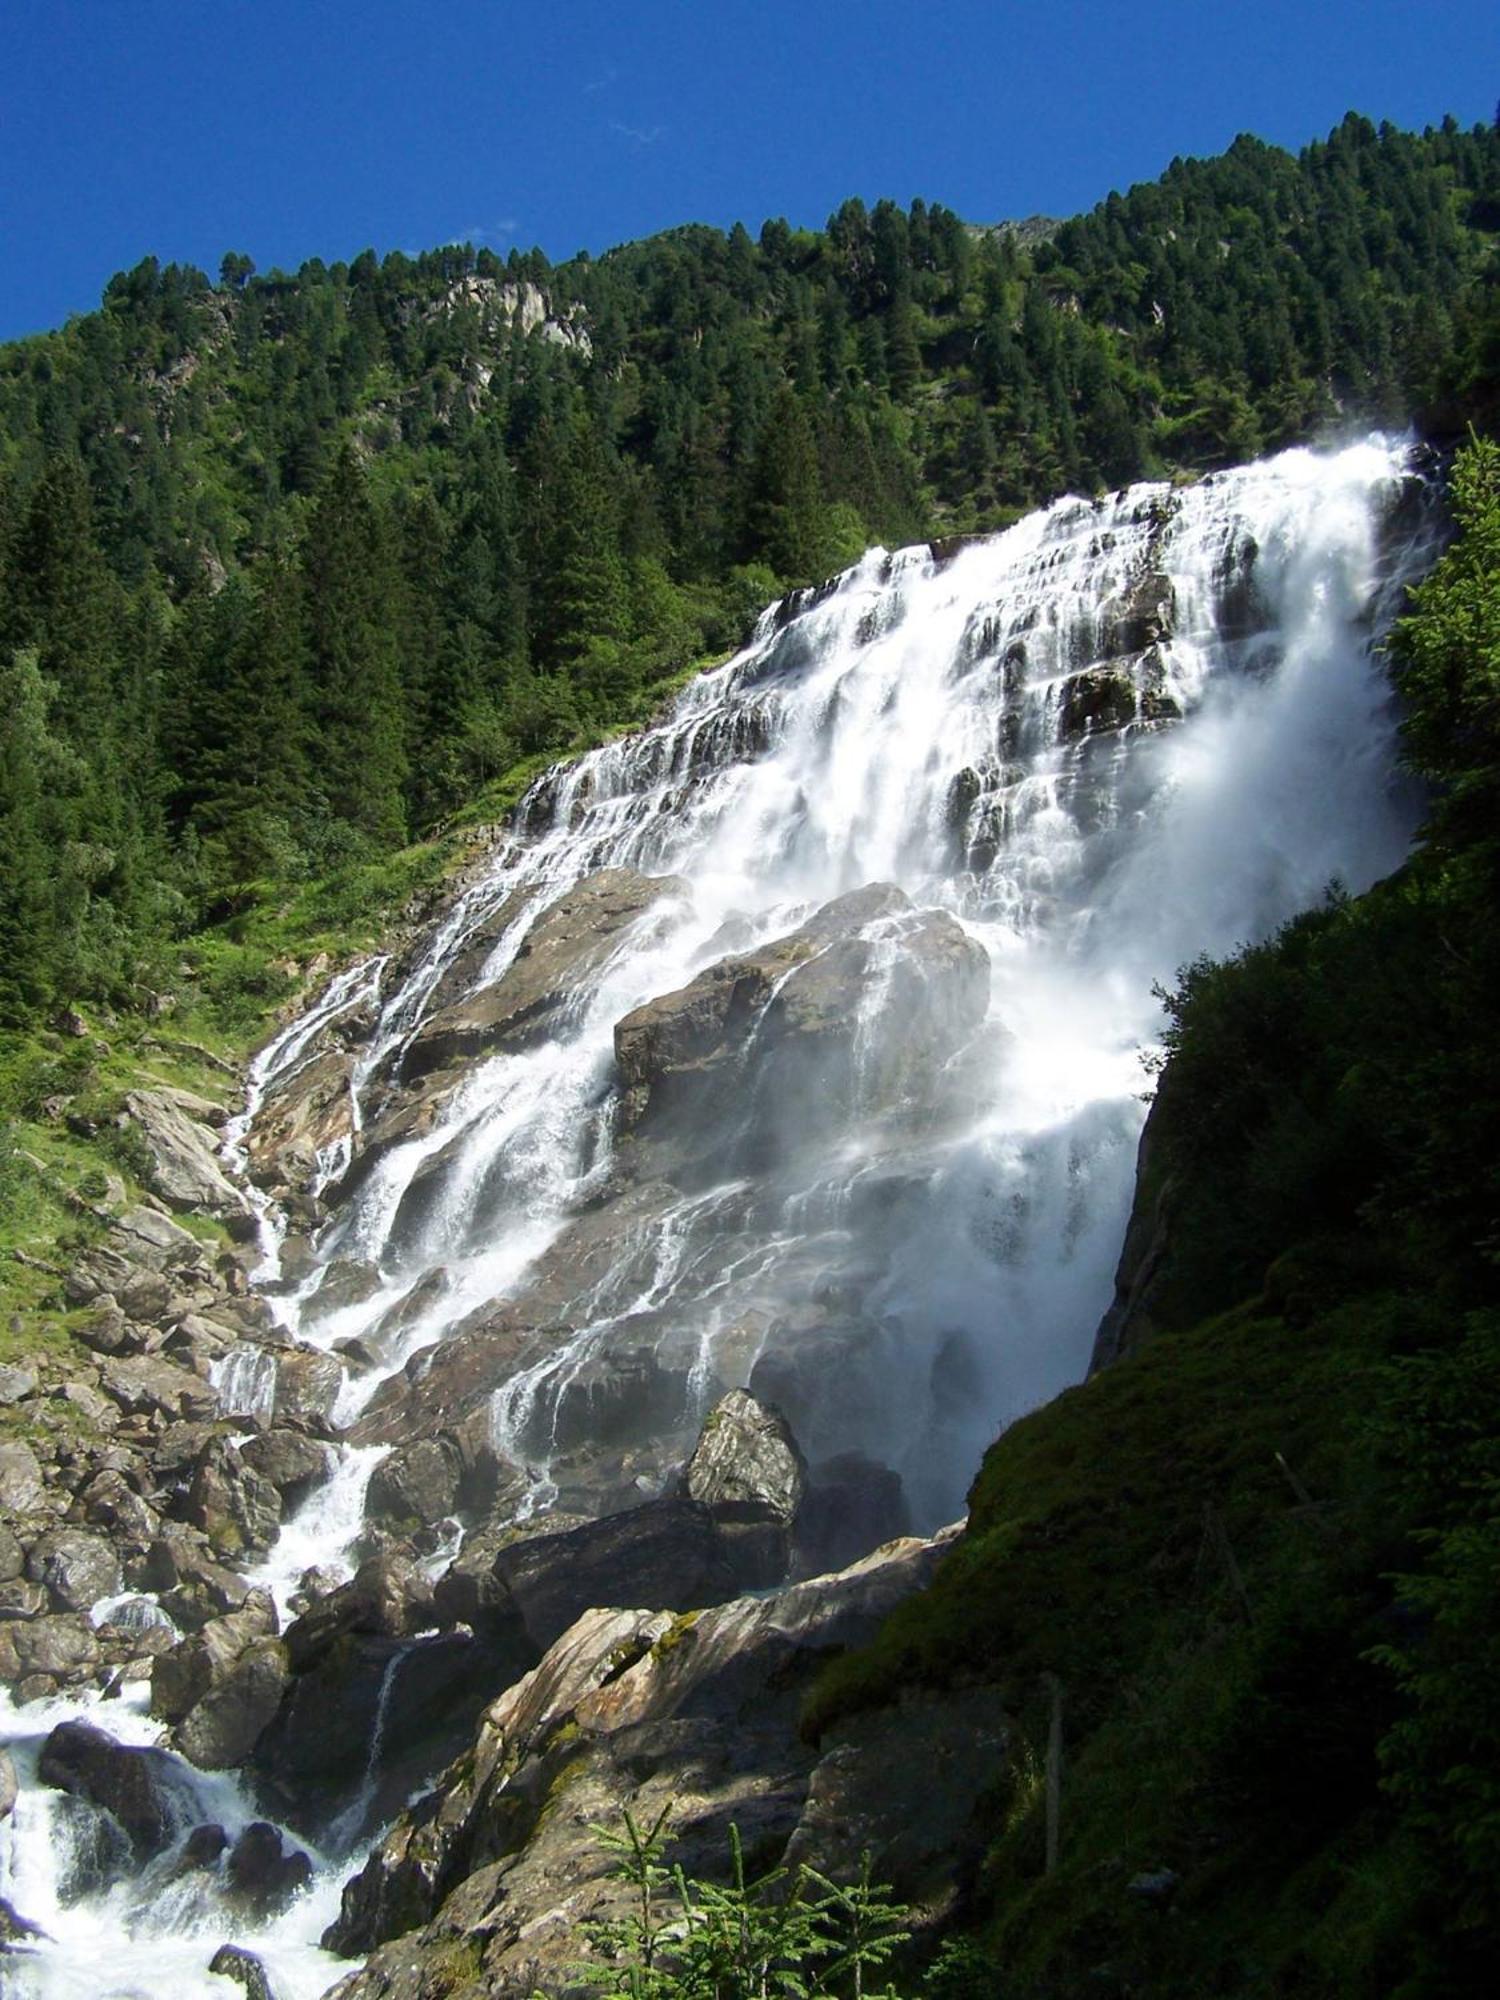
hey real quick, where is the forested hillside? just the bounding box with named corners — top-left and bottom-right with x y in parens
top-left (0, 110), bottom-right (1497, 1030)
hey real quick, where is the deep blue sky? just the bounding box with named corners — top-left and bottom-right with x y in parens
top-left (3, 0), bottom-right (1497, 342)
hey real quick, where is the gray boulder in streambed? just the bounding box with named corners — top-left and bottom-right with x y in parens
top-left (37, 1720), bottom-right (185, 1861)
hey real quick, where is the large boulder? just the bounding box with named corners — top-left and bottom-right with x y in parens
top-left (151, 1593), bottom-right (279, 1724)
top-left (239, 1428), bottom-right (334, 1507)
top-left (123, 1090), bottom-right (251, 1221)
top-left (37, 1721), bottom-right (185, 1860)
top-left (681, 1390), bottom-right (807, 1587)
top-left (224, 1821), bottom-right (314, 1916)
top-left (613, 884), bottom-right (989, 1184)
top-left (174, 1637), bottom-right (290, 1770)
top-left (25, 1529), bottom-right (122, 1616)
top-left (398, 869), bottom-right (690, 1085)
top-left (491, 1497), bottom-right (742, 1654)
top-left (322, 1527), bottom-right (984, 1990)
top-left (97, 1355), bottom-right (219, 1423)
top-left (0, 1443), bottom-right (46, 1517)
top-left (184, 1438), bottom-right (283, 1561)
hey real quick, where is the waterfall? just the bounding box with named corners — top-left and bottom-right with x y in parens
top-left (259, 433), bottom-right (1437, 1531)
top-left (0, 435), bottom-right (1440, 1998)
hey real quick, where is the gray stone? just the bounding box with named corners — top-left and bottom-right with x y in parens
top-left (0, 1615), bottom-right (100, 1685)
top-left (239, 1429), bottom-right (333, 1506)
top-left (185, 1439), bottom-right (283, 1561)
top-left (25, 1529), bottom-right (122, 1616)
top-left (0, 1748), bottom-right (16, 1821)
top-left (97, 1355), bottom-right (218, 1422)
top-left (174, 1637), bottom-right (290, 1770)
top-left (122, 1090), bottom-right (250, 1220)
top-left (271, 1349), bottom-right (344, 1429)
top-left (363, 1436), bottom-right (462, 1533)
top-left (399, 869), bottom-right (690, 1086)
top-left (0, 1443), bottom-right (45, 1516)
top-left (0, 1366), bottom-right (38, 1407)
top-left (613, 883), bottom-right (990, 1185)
top-left (151, 1594), bottom-right (279, 1724)
top-left (323, 1527), bottom-right (968, 1983)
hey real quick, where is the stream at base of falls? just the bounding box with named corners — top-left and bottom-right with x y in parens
top-left (0, 435), bottom-right (1442, 1999)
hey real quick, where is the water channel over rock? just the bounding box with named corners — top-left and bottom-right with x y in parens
top-left (0, 436), bottom-right (1440, 1996)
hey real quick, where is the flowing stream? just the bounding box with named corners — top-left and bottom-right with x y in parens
top-left (0, 435), bottom-right (1439, 1996)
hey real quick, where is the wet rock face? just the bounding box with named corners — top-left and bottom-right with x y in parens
top-left (397, 867), bottom-right (690, 1085)
top-left (614, 884), bottom-right (990, 1186)
top-left (37, 1722), bottom-right (183, 1861)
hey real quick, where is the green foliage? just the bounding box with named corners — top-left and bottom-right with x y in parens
top-left (580, 1809), bottom-right (910, 2000)
top-left (802, 440), bottom-right (1500, 1996)
top-left (0, 111), bottom-right (1494, 1030)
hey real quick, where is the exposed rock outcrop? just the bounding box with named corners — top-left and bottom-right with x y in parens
top-left (322, 1526), bottom-right (1001, 1996)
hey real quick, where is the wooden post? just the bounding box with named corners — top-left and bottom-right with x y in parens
top-left (1042, 1671), bottom-right (1064, 1875)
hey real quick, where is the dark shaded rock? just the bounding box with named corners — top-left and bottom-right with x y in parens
top-left (1090, 1096), bottom-right (1173, 1372)
top-left (283, 1553), bottom-right (436, 1674)
top-left (254, 1628), bottom-right (505, 1837)
top-left (795, 1452), bottom-right (910, 1577)
top-left (25, 1528), bottom-right (122, 1616)
top-left (302, 1259), bottom-right (383, 1326)
top-left (38, 1720), bottom-right (181, 1859)
top-left (138, 1531), bottom-right (254, 1631)
top-left (239, 1428), bottom-right (333, 1507)
top-left (492, 1497), bottom-right (742, 1653)
top-left (208, 1943), bottom-right (280, 2000)
top-left (0, 1893), bottom-right (47, 1947)
top-left (225, 1822), bottom-right (313, 1916)
top-left (179, 1821), bottom-right (229, 1870)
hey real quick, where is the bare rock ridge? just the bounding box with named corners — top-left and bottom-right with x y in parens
top-left (321, 1525), bottom-right (1006, 1998)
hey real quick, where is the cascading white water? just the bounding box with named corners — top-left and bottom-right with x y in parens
top-left (252, 432), bottom-right (1437, 1532)
top-left (0, 435), bottom-right (1440, 1999)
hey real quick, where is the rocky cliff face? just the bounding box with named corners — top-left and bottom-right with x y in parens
top-left (321, 1525), bottom-right (1004, 2000)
